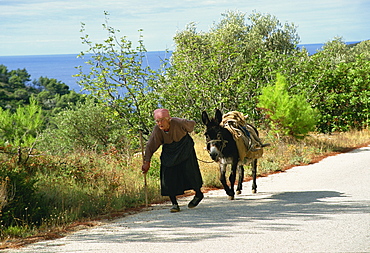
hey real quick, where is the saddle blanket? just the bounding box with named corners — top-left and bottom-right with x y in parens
top-left (220, 111), bottom-right (263, 163)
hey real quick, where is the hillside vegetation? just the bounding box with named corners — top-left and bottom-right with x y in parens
top-left (1, 10), bottom-right (369, 243)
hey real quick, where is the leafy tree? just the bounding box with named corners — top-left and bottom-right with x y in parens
top-left (37, 99), bottom-right (127, 154)
top-left (315, 37), bottom-right (352, 64)
top-left (351, 40), bottom-right (370, 60)
top-left (74, 11), bottom-right (368, 136)
top-left (0, 66), bottom-right (84, 114)
top-left (7, 69), bottom-right (31, 91)
top-left (75, 12), bottom-right (162, 139)
top-left (257, 73), bottom-right (317, 138)
top-left (287, 38), bottom-right (370, 132)
top-left (309, 56), bottom-right (370, 132)
top-left (160, 10), bottom-right (300, 123)
top-left (0, 67), bottom-right (34, 110)
top-left (32, 76), bottom-right (85, 112)
top-left (33, 76), bottom-right (69, 96)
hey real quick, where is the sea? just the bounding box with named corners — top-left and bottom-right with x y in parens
top-left (0, 51), bottom-right (171, 92)
top-left (0, 42), bottom-right (360, 92)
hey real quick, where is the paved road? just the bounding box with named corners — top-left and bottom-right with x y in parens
top-left (6, 146), bottom-right (370, 253)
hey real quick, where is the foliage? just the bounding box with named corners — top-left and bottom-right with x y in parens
top-left (2, 129), bottom-right (370, 239)
top-left (0, 98), bottom-right (44, 164)
top-left (0, 66), bottom-right (34, 110)
top-left (311, 56), bottom-right (370, 132)
top-left (258, 73), bottom-right (317, 137)
top-left (0, 65), bottom-right (85, 114)
top-left (75, 12), bottom-right (163, 140)
top-left (288, 38), bottom-right (370, 132)
top-left (37, 99), bottom-right (128, 154)
top-left (159, 10), bottom-right (300, 123)
top-left (0, 147), bottom-right (162, 238)
top-left (350, 40), bottom-right (370, 60)
top-left (32, 76), bottom-right (86, 114)
top-left (0, 165), bottom-right (47, 232)
top-left (74, 12), bottom-right (369, 136)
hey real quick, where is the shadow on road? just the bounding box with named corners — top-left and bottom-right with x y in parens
top-left (66, 190), bottom-right (368, 244)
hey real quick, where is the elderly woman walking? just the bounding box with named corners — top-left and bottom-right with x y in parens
top-left (141, 109), bottom-right (204, 212)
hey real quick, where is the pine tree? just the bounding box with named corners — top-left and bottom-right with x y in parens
top-left (258, 73), bottom-right (318, 138)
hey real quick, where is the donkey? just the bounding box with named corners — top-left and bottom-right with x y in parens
top-left (202, 109), bottom-right (262, 200)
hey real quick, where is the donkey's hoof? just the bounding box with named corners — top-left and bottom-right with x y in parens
top-left (236, 190), bottom-right (241, 195)
top-left (252, 189), bottom-right (257, 194)
top-left (228, 195), bottom-right (235, 200)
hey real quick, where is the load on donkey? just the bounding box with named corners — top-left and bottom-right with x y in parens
top-left (202, 109), bottom-right (270, 199)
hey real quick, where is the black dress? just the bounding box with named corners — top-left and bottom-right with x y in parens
top-left (160, 134), bottom-right (203, 196)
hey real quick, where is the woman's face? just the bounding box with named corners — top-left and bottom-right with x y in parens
top-left (155, 117), bottom-right (170, 131)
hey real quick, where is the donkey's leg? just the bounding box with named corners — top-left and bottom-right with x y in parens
top-left (228, 162), bottom-right (238, 200)
top-left (251, 159), bottom-right (257, 193)
top-left (219, 164), bottom-right (232, 197)
top-left (236, 165), bottom-right (244, 195)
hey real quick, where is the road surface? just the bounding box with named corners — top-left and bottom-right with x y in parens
top-left (6, 146), bottom-right (370, 252)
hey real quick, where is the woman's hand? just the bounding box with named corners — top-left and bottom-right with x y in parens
top-left (141, 161), bottom-right (150, 174)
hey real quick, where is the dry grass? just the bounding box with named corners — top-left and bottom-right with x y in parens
top-left (192, 134), bottom-right (223, 188)
top-left (1, 129), bottom-right (369, 248)
top-left (193, 129), bottom-right (370, 188)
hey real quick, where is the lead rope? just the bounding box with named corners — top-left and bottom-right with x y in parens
top-left (197, 138), bottom-right (228, 164)
top-left (197, 158), bottom-right (215, 163)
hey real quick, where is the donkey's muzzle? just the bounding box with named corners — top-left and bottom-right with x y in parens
top-left (209, 146), bottom-right (220, 161)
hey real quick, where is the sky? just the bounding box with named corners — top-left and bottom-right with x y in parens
top-left (0, 0), bottom-right (369, 56)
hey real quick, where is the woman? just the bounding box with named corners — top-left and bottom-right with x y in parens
top-left (141, 109), bottom-right (204, 212)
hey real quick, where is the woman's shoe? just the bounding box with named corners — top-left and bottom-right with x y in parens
top-left (188, 193), bottom-right (204, 208)
top-left (170, 204), bottom-right (180, 212)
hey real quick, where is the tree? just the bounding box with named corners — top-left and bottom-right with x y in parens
top-left (37, 99), bottom-right (127, 154)
top-left (75, 12), bottom-right (162, 139)
top-left (8, 69), bottom-right (31, 91)
top-left (159, 10), bottom-right (300, 123)
top-left (257, 73), bottom-right (317, 138)
top-left (32, 76), bottom-right (84, 112)
top-left (0, 97), bottom-right (44, 164)
top-left (34, 76), bottom-right (69, 96)
top-left (288, 38), bottom-right (370, 132)
top-left (0, 65), bottom-right (10, 83)
top-left (309, 56), bottom-right (370, 132)
top-left (74, 11), bottom-right (369, 135)
top-left (351, 40), bottom-right (370, 60)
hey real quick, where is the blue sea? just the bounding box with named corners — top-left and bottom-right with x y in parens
top-left (0, 42), bottom-right (360, 92)
top-left (0, 51), bottom-right (171, 92)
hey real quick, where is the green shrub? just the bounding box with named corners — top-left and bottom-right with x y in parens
top-left (258, 73), bottom-right (318, 138)
top-left (37, 99), bottom-right (128, 154)
top-left (0, 97), bottom-right (43, 147)
top-left (0, 166), bottom-right (47, 233)
top-left (310, 56), bottom-right (370, 132)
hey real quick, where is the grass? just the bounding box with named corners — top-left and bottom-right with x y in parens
top-left (1, 129), bottom-right (370, 247)
top-left (194, 129), bottom-right (370, 186)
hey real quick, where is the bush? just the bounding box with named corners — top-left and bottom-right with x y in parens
top-left (0, 166), bottom-right (47, 233)
top-left (310, 56), bottom-right (370, 132)
top-left (258, 73), bottom-right (318, 138)
top-left (37, 99), bottom-right (129, 154)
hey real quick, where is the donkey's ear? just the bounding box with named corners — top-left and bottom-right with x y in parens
top-left (202, 111), bottom-right (210, 125)
top-left (215, 109), bottom-right (222, 124)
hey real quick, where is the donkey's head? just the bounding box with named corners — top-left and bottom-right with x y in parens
top-left (202, 109), bottom-right (233, 161)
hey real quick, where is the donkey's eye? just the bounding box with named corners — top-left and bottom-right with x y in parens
top-left (217, 132), bottom-right (222, 139)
